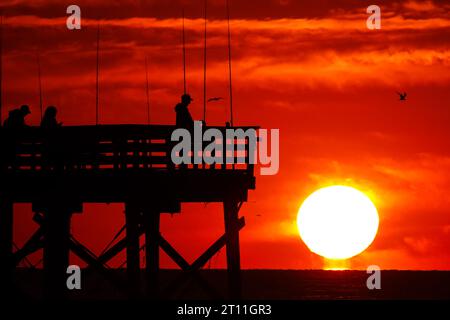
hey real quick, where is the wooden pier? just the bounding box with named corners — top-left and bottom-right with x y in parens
top-left (0, 124), bottom-right (257, 299)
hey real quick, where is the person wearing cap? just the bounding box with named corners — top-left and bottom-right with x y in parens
top-left (2, 105), bottom-right (31, 170)
top-left (175, 94), bottom-right (194, 129)
top-left (3, 105), bottom-right (31, 129)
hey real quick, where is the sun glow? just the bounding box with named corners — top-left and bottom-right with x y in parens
top-left (297, 186), bottom-right (379, 260)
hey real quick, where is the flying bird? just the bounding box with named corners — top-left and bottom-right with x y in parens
top-left (207, 97), bottom-right (224, 103)
top-left (397, 92), bottom-right (407, 101)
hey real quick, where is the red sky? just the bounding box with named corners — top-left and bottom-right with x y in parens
top-left (4, 0), bottom-right (450, 270)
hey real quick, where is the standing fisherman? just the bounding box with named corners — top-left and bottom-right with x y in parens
top-left (175, 94), bottom-right (194, 129)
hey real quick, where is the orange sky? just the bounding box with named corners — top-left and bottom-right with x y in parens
top-left (4, 0), bottom-right (450, 270)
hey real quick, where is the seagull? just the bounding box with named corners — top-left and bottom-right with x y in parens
top-left (397, 92), bottom-right (407, 101)
top-left (207, 97), bottom-right (224, 103)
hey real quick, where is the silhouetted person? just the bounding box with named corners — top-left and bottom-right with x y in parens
top-left (40, 106), bottom-right (63, 171)
top-left (41, 106), bottom-right (62, 129)
top-left (3, 105), bottom-right (31, 129)
top-left (175, 94), bottom-right (194, 129)
top-left (174, 94), bottom-right (194, 169)
top-left (1, 105), bottom-right (31, 169)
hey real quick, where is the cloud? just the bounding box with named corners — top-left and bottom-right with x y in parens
top-left (3, 13), bottom-right (450, 94)
top-left (5, 13), bottom-right (450, 30)
top-left (404, 236), bottom-right (433, 254)
top-left (403, 1), bottom-right (439, 12)
top-left (4, 0), bottom-right (450, 270)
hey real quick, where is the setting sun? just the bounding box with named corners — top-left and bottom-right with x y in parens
top-left (297, 186), bottom-right (379, 260)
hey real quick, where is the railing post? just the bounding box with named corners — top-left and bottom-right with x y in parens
top-left (0, 196), bottom-right (14, 294)
top-left (120, 137), bottom-right (127, 171)
top-left (113, 137), bottom-right (120, 171)
top-left (133, 139), bottom-right (140, 169)
top-left (222, 128), bottom-right (228, 171)
top-left (223, 197), bottom-right (242, 299)
top-left (92, 130), bottom-right (100, 170)
top-left (143, 210), bottom-right (160, 298)
top-left (144, 139), bottom-right (151, 169)
top-left (42, 203), bottom-right (73, 300)
top-left (125, 202), bottom-right (141, 297)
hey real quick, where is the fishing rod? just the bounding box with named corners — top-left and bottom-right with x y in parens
top-left (0, 15), bottom-right (3, 124)
top-left (96, 24), bottom-right (100, 125)
top-left (145, 56), bottom-right (151, 125)
top-left (226, 0), bottom-right (234, 127)
top-left (203, 0), bottom-right (207, 123)
top-left (37, 52), bottom-right (43, 121)
top-left (182, 9), bottom-right (187, 95)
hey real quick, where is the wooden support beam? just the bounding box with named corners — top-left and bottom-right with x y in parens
top-left (97, 223), bottom-right (144, 265)
top-left (17, 211), bottom-right (129, 293)
top-left (125, 203), bottom-right (141, 297)
top-left (70, 236), bottom-right (106, 269)
top-left (0, 197), bottom-right (14, 292)
top-left (224, 197), bottom-right (242, 299)
top-left (143, 211), bottom-right (160, 298)
top-left (161, 217), bottom-right (245, 299)
top-left (190, 217), bottom-right (245, 271)
top-left (14, 227), bottom-right (44, 266)
top-left (42, 204), bottom-right (73, 300)
top-left (159, 235), bottom-right (190, 271)
top-left (69, 236), bottom-right (128, 292)
top-left (97, 233), bottom-right (132, 265)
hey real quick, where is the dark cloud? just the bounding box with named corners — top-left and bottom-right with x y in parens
top-left (2, 0), bottom-right (449, 20)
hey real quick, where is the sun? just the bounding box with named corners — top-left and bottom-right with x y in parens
top-left (297, 185), bottom-right (379, 260)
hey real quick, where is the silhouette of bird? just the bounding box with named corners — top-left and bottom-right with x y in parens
top-left (397, 92), bottom-right (407, 101)
top-left (207, 97), bottom-right (224, 103)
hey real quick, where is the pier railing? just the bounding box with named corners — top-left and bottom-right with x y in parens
top-left (0, 125), bottom-right (257, 175)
